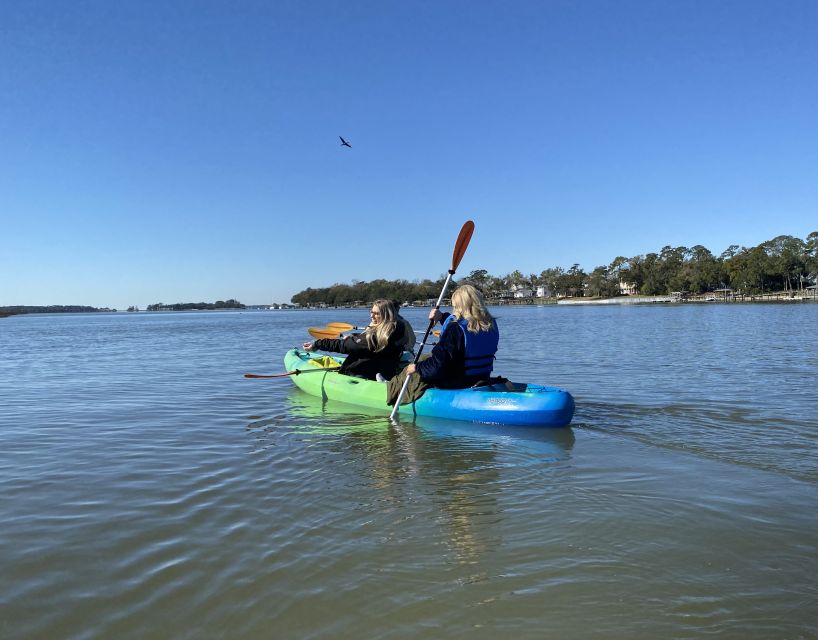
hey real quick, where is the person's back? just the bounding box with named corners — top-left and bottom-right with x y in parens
top-left (397, 316), bottom-right (416, 356)
top-left (417, 307), bottom-right (498, 388)
top-left (391, 301), bottom-right (416, 357)
top-left (387, 284), bottom-right (500, 405)
top-left (435, 312), bottom-right (499, 386)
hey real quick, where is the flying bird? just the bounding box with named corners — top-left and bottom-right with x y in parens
top-left (339, 136), bottom-right (352, 148)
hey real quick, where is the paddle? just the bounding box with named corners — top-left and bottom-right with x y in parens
top-left (245, 367), bottom-right (340, 379)
top-left (307, 327), bottom-right (343, 340)
top-left (325, 322), bottom-right (439, 337)
top-left (389, 220), bottom-right (475, 420)
top-left (327, 322), bottom-right (359, 331)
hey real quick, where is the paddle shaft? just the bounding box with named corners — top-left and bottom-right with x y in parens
top-left (389, 272), bottom-right (455, 419)
top-left (245, 367), bottom-right (340, 379)
top-left (389, 220), bottom-right (474, 418)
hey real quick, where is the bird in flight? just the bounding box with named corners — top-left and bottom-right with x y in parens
top-left (339, 136), bottom-right (352, 148)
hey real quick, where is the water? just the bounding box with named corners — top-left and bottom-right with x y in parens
top-left (1, 305), bottom-right (817, 639)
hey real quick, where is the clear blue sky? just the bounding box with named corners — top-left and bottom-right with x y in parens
top-left (2, 0), bottom-right (816, 308)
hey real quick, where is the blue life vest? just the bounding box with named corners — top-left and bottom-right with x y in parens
top-left (440, 315), bottom-right (499, 378)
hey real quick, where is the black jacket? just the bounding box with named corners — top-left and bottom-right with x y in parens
top-left (313, 322), bottom-right (406, 380)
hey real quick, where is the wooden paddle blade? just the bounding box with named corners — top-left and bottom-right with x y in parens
top-left (451, 220), bottom-right (475, 272)
top-left (327, 322), bottom-right (355, 331)
top-left (308, 327), bottom-right (341, 340)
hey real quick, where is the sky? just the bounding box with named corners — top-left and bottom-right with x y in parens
top-left (1, 0), bottom-right (816, 308)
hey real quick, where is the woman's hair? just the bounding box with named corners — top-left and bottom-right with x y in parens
top-left (451, 284), bottom-right (495, 333)
top-left (364, 299), bottom-right (398, 351)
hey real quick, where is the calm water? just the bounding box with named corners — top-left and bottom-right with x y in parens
top-left (1, 305), bottom-right (817, 639)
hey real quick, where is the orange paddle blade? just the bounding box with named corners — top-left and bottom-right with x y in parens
top-left (451, 220), bottom-right (475, 272)
top-left (308, 327), bottom-right (341, 340)
top-left (327, 322), bottom-right (355, 331)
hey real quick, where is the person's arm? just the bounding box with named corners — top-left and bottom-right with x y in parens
top-left (308, 337), bottom-right (345, 353)
top-left (337, 333), bottom-right (378, 355)
top-left (427, 309), bottom-right (450, 326)
top-left (415, 323), bottom-right (463, 382)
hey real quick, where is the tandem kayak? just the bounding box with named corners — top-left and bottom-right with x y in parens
top-left (283, 348), bottom-right (575, 427)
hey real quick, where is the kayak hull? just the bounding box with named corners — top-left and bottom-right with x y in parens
top-left (283, 349), bottom-right (575, 427)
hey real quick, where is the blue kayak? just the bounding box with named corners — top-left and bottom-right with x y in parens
top-left (284, 348), bottom-right (575, 427)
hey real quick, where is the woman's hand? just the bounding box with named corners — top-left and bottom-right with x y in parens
top-left (405, 363), bottom-right (416, 376)
top-left (303, 341), bottom-right (315, 352)
top-left (428, 308), bottom-right (443, 324)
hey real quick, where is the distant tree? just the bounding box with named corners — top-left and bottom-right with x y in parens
top-left (608, 256), bottom-right (629, 292)
top-left (463, 269), bottom-right (490, 293)
top-left (719, 245), bottom-right (740, 261)
top-left (540, 267), bottom-right (565, 296)
top-left (684, 245), bottom-right (723, 293)
top-left (805, 232), bottom-right (818, 282)
top-left (725, 246), bottom-right (774, 293)
top-left (554, 264), bottom-right (586, 297)
top-left (636, 253), bottom-right (660, 294)
top-left (586, 266), bottom-right (616, 297)
top-left (761, 235), bottom-right (807, 292)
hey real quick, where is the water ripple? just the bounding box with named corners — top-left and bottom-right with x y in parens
top-left (2, 308), bottom-right (818, 639)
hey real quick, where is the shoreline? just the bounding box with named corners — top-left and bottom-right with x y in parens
top-left (4, 293), bottom-right (816, 316)
top-left (274, 296), bottom-right (818, 309)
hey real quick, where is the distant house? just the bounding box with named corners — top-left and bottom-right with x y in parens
top-left (536, 285), bottom-right (552, 298)
top-left (619, 280), bottom-right (638, 295)
top-left (513, 287), bottom-right (533, 299)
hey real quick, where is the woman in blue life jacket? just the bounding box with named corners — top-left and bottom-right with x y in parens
top-left (386, 284), bottom-right (499, 404)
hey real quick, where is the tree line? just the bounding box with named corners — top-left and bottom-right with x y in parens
top-left (146, 299), bottom-right (246, 311)
top-left (291, 279), bottom-right (449, 307)
top-left (290, 232), bottom-right (818, 304)
top-left (0, 305), bottom-right (114, 314)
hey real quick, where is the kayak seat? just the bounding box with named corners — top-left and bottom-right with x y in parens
top-left (308, 355), bottom-right (342, 369)
top-left (470, 376), bottom-right (522, 392)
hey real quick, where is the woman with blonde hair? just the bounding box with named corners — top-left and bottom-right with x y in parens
top-left (387, 284), bottom-right (500, 403)
top-left (303, 299), bottom-right (406, 380)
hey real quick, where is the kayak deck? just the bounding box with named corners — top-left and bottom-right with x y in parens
top-left (283, 348), bottom-right (575, 427)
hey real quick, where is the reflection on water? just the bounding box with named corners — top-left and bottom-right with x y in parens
top-left (247, 389), bottom-right (575, 570)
